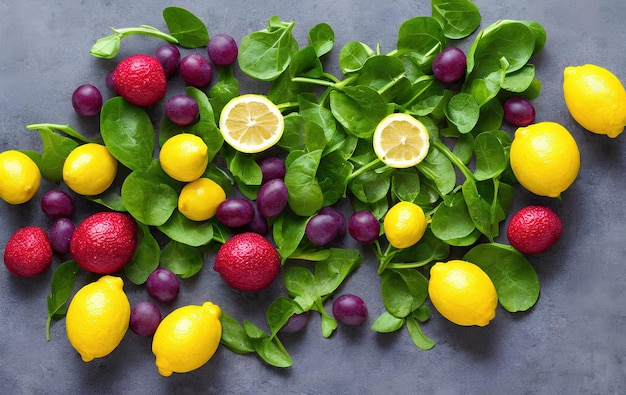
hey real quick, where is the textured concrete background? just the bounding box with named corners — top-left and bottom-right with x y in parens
top-left (1, 0), bottom-right (625, 393)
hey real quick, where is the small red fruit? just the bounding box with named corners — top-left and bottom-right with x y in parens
top-left (506, 205), bottom-right (563, 254)
top-left (70, 212), bottom-right (138, 274)
top-left (213, 232), bottom-right (281, 292)
top-left (4, 226), bottom-right (53, 277)
top-left (112, 54), bottom-right (167, 106)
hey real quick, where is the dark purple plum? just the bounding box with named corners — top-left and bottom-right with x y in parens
top-left (348, 210), bottom-right (380, 244)
top-left (319, 206), bottom-right (346, 237)
top-left (71, 84), bottom-right (103, 116)
top-left (432, 47), bottom-right (466, 83)
top-left (48, 218), bottom-right (76, 254)
top-left (503, 97), bottom-right (536, 126)
top-left (130, 301), bottom-right (162, 336)
top-left (164, 94), bottom-right (199, 126)
top-left (207, 34), bottom-right (238, 67)
top-left (154, 44), bottom-right (181, 78)
top-left (216, 197), bottom-right (255, 228)
top-left (305, 214), bottom-right (338, 246)
top-left (41, 189), bottom-right (74, 219)
top-left (257, 157), bottom-right (286, 183)
top-left (246, 207), bottom-right (269, 235)
top-left (332, 294), bottom-right (368, 326)
top-left (179, 54), bottom-right (213, 88)
top-left (257, 178), bottom-right (288, 219)
top-left (280, 313), bottom-right (308, 334)
top-left (146, 268), bottom-right (180, 303)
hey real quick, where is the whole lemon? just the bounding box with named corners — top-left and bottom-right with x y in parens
top-left (152, 302), bottom-right (222, 377)
top-left (0, 150), bottom-right (41, 204)
top-left (66, 275), bottom-right (130, 362)
top-left (63, 143), bottom-right (118, 196)
top-left (383, 201), bottom-right (429, 249)
top-left (428, 260), bottom-right (497, 327)
top-left (178, 177), bottom-right (226, 221)
top-left (159, 133), bottom-right (209, 182)
top-left (563, 64), bottom-right (626, 138)
top-left (510, 122), bottom-right (580, 198)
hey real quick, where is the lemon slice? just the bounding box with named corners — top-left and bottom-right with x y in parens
top-left (218, 94), bottom-right (284, 153)
top-left (373, 113), bottom-right (430, 168)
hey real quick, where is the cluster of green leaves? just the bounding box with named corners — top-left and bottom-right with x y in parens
top-left (31, 0), bottom-right (547, 368)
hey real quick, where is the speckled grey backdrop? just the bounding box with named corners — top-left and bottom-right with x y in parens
top-left (1, 0), bottom-right (625, 393)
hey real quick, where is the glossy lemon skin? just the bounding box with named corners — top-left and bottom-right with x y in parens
top-left (510, 122), bottom-right (580, 198)
top-left (177, 177), bottom-right (226, 221)
top-left (63, 143), bottom-right (118, 196)
top-left (0, 150), bottom-right (41, 204)
top-left (152, 302), bottom-right (222, 377)
top-left (563, 64), bottom-right (626, 138)
top-left (66, 276), bottom-right (130, 362)
top-left (428, 260), bottom-right (498, 327)
top-left (159, 133), bottom-right (209, 182)
top-left (383, 201), bottom-right (429, 249)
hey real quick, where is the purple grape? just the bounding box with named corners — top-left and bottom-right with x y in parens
top-left (41, 189), bottom-right (74, 219)
top-left (257, 157), bottom-right (286, 183)
top-left (130, 301), bottom-right (162, 336)
top-left (305, 214), bottom-right (338, 246)
top-left (503, 97), bottom-right (536, 126)
top-left (280, 313), bottom-right (308, 334)
top-left (332, 294), bottom-right (368, 326)
top-left (164, 94), bottom-right (199, 126)
top-left (48, 218), bottom-right (76, 254)
top-left (146, 268), bottom-right (180, 303)
top-left (179, 54), bottom-right (213, 88)
top-left (257, 178), bottom-right (288, 219)
top-left (319, 206), bottom-right (346, 237)
top-left (432, 47), bottom-right (466, 83)
top-left (348, 210), bottom-right (380, 244)
top-left (154, 44), bottom-right (181, 78)
top-left (246, 207), bottom-right (268, 235)
top-left (71, 84), bottom-right (103, 116)
top-left (216, 197), bottom-right (255, 227)
top-left (105, 71), bottom-right (115, 91)
top-left (207, 34), bottom-right (239, 67)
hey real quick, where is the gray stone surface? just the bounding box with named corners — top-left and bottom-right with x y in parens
top-left (1, 0), bottom-right (625, 393)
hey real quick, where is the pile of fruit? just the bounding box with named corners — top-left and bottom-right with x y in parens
top-left (2, 1), bottom-right (626, 376)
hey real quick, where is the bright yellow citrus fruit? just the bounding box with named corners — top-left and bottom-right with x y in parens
top-left (0, 150), bottom-right (41, 204)
top-left (563, 64), bottom-right (626, 138)
top-left (178, 177), bottom-right (226, 221)
top-left (66, 275), bottom-right (130, 362)
top-left (152, 302), bottom-right (222, 377)
top-left (63, 143), bottom-right (118, 196)
top-left (383, 201), bottom-right (429, 249)
top-left (428, 260), bottom-right (497, 327)
top-left (218, 94), bottom-right (284, 153)
top-left (160, 133), bottom-right (209, 182)
top-left (509, 122), bottom-right (580, 198)
top-left (373, 113), bottom-right (430, 168)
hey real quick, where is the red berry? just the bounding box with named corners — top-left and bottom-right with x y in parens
top-left (213, 232), bottom-right (281, 292)
top-left (506, 205), bottom-right (563, 254)
top-left (4, 226), bottom-right (53, 277)
top-left (112, 54), bottom-right (167, 106)
top-left (70, 212), bottom-right (138, 274)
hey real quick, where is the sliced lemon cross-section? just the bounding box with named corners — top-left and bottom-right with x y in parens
top-left (218, 94), bottom-right (284, 153)
top-left (373, 113), bottom-right (430, 168)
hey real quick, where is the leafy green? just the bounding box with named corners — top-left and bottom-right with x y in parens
top-left (46, 261), bottom-right (80, 340)
top-left (90, 25), bottom-right (177, 59)
top-left (162, 6), bottom-right (209, 47)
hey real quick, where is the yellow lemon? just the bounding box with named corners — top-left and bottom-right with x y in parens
top-left (373, 113), bottom-right (430, 168)
top-left (563, 64), bottom-right (626, 138)
top-left (509, 122), bottom-right (580, 198)
top-left (383, 201), bottom-right (429, 249)
top-left (428, 260), bottom-right (497, 327)
top-left (63, 143), bottom-right (118, 196)
top-left (219, 94), bottom-right (284, 153)
top-left (160, 133), bottom-right (209, 182)
top-left (178, 177), bottom-right (226, 221)
top-left (152, 302), bottom-right (222, 377)
top-left (66, 275), bottom-right (130, 362)
top-left (0, 150), bottom-right (41, 204)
